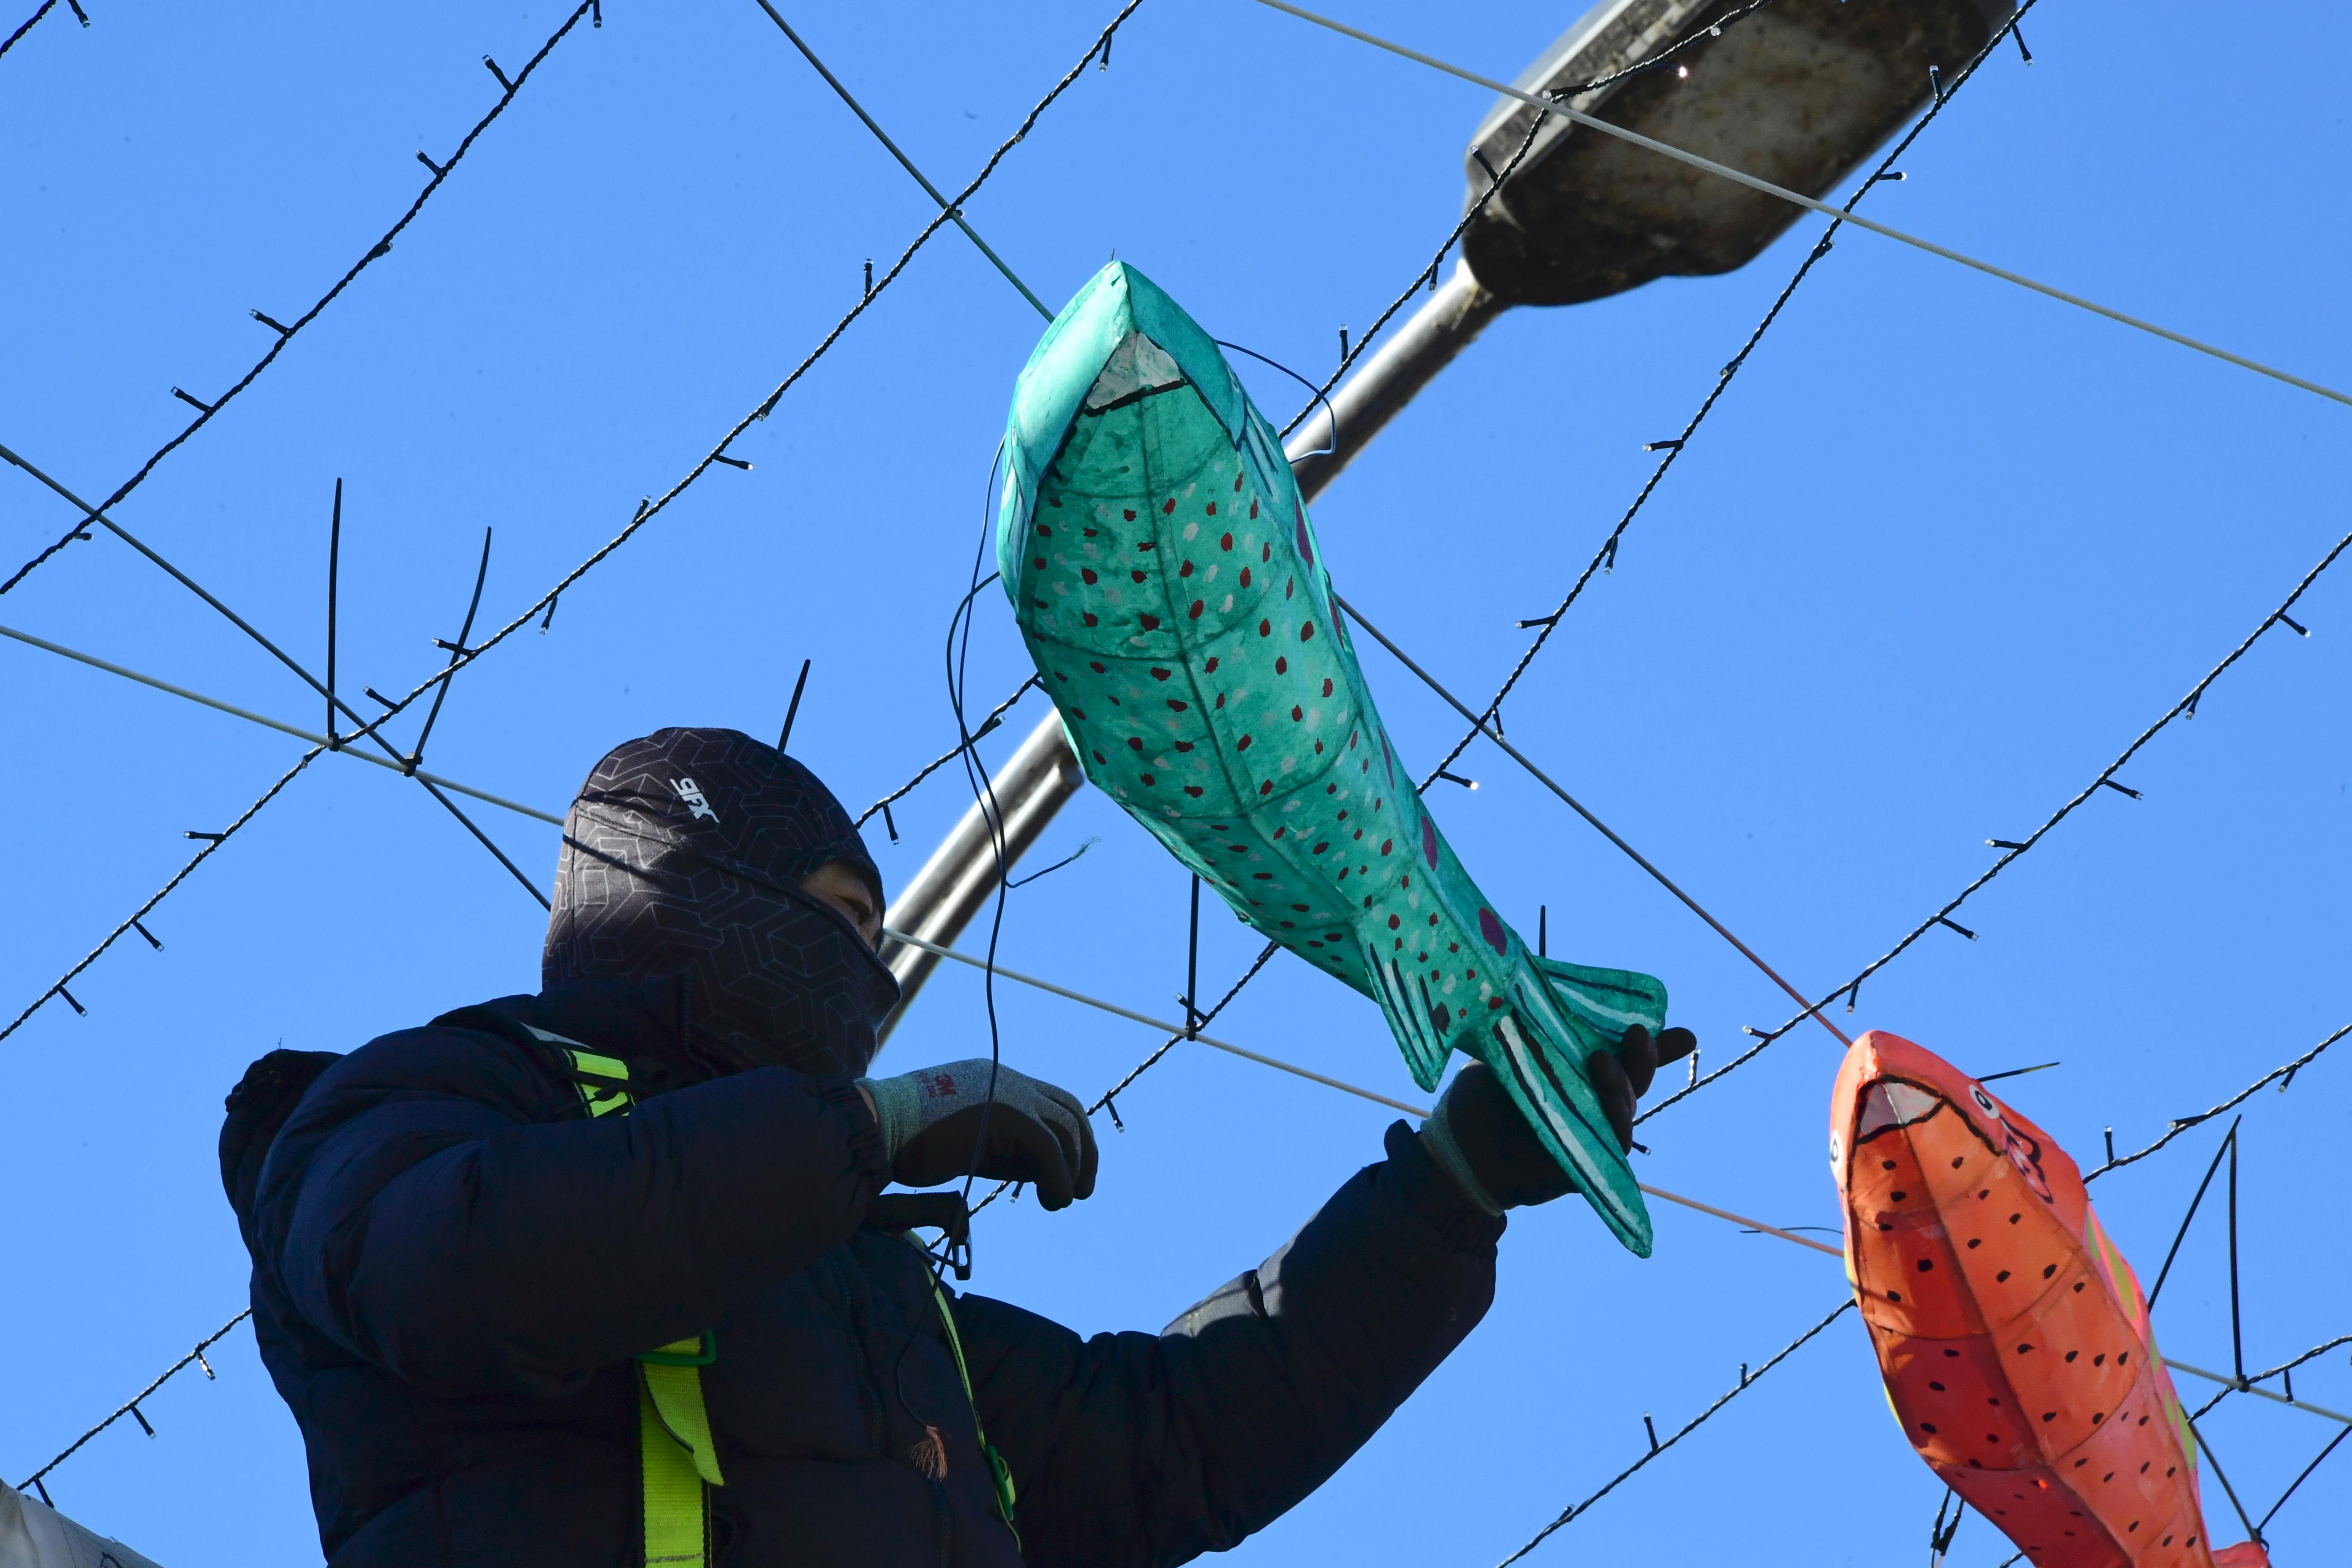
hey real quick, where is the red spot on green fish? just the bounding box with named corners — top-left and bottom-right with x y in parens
top-left (1478, 908), bottom-right (1507, 956)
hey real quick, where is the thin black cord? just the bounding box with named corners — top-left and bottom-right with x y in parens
top-left (2145, 1119), bottom-right (2237, 1312)
top-left (2227, 1127), bottom-right (2245, 1383)
top-left (0, 0), bottom-right (66, 62)
top-left (887, 440), bottom-right (1018, 1448)
top-left (2186, 1415), bottom-right (2265, 1550)
top-left (2257, 1422), bottom-right (2352, 1532)
top-left (949, 441), bottom-right (1015, 1207)
top-left (1212, 340), bottom-right (1336, 458)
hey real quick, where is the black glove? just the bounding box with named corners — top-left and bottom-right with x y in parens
top-left (1419, 1025), bottom-right (1696, 1213)
top-left (860, 1059), bottom-right (1100, 1210)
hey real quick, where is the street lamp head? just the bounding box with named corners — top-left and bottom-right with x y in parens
top-left (1461, 0), bottom-right (2013, 307)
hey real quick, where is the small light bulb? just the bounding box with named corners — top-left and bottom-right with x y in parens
top-left (1676, 64), bottom-right (1689, 79)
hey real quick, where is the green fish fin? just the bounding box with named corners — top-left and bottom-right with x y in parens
top-left (1357, 935), bottom-right (1453, 1094)
top-left (1526, 955), bottom-right (1669, 1043)
top-left (1473, 953), bottom-right (1656, 1257)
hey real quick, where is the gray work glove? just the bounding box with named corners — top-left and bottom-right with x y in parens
top-left (1419, 1025), bottom-right (1696, 1214)
top-left (859, 1059), bottom-right (1100, 1210)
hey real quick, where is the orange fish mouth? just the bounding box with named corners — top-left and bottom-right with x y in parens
top-left (1852, 1076), bottom-right (1954, 1145)
top-left (1839, 1070), bottom-right (2056, 1212)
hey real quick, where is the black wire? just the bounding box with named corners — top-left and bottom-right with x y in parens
top-left (1213, 340), bottom-right (1337, 457)
top-left (0, 0), bottom-right (61, 62)
top-left (856, 675), bottom-right (1039, 827)
top-left (948, 442), bottom-right (1015, 1209)
top-left (887, 440), bottom-right (1018, 1446)
top-left (2257, 1422), bottom-right (2351, 1532)
top-left (2227, 1126), bottom-right (2245, 1383)
top-left (1004, 837), bottom-right (1096, 889)
top-left (0, 747), bottom-right (327, 1044)
top-left (2186, 1414), bottom-right (2265, 1549)
top-left (2145, 1119), bottom-right (2237, 1312)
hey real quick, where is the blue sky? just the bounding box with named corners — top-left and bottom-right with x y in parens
top-left (2, 1), bottom-right (2346, 1563)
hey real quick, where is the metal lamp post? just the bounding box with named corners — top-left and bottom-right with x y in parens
top-left (878, 0), bottom-right (2008, 1034)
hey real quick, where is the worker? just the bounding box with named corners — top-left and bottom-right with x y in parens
top-left (220, 726), bottom-right (1692, 1567)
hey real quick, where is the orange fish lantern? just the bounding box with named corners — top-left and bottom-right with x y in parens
top-left (1828, 1029), bottom-right (2267, 1568)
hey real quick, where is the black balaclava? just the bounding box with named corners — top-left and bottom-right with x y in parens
top-left (544, 727), bottom-right (898, 1078)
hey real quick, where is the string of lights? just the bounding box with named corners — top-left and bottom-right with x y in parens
top-left (1491, 1298), bottom-right (1856, 1566)
top-left (856, 676), bottom-right (1040, 830)
top-left (0, 0), bottom-right (1146, 1045)
top-left (0, 644), bottom-right (1037, 1041)
top-left (318, 0), bottom-right (1147, 769)
top-left (1, 1), bottom-right (602, 598)
top-left (13, 1310), bottom-right (250, 1500)
top-left (0, 0), bottom-right (79, 63)
top-left (0, 746), bottom-right (323, 1043)
top-left (2090, 1021), bottom-right (2350, 1180)
top-left (1640, 523), bottom-right (2352, 1125)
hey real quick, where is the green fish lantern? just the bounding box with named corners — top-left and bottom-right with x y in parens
top-left (996, 262), bottom-right (1671, 1255)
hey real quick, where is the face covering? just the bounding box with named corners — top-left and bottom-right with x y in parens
top-left (544, 727), bottom-right (899, 1078)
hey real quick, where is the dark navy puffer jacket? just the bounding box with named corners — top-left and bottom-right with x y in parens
top-left (225, 975), bottom-right (1503, 1567)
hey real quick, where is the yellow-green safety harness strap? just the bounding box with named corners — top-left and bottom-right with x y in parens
top-left (525, 1028), bottom-right (723, 1566)
top-left (912, 1238), bottom-right (1021, 1544)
